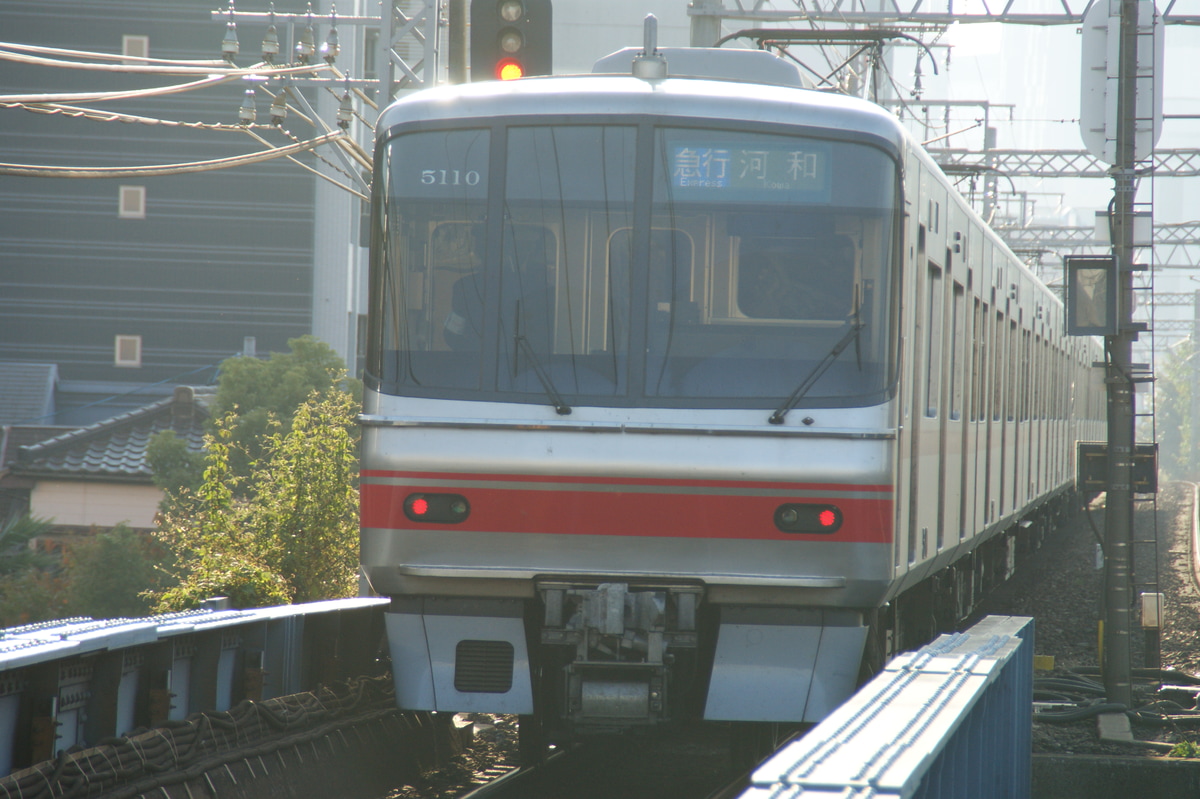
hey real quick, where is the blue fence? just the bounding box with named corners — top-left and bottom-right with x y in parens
top-left (742, 615), bottom-right (1034, 799)
top-left (0, 598), bottom-right (388, 776)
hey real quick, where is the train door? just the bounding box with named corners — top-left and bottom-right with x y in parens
top-left (918, 250), bottom-right (945, 568)
top-left (1005, 316), bottom-right (1020, 517)
top-left (981, 248), bottom-right (996, 529)
top-left (1034, 332), bottom-right (1047, 499)
top-left (1016, 322), bottom-right (1031, 510)
top-left (902, 221), bottom-right (930, 575)
top-left (896, 152), bottom-right (919, 585)
top-left (993, 302), bottom-right (1009, 522)
top-left (973, 292), bottom-right (989, 534)
top-left (941, 268), bottom-right (966, 556)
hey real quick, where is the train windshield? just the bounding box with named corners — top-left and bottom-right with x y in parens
top-left (369, 122), bottom-right (897, 410)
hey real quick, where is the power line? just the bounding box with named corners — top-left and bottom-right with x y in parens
top-left (0, 131), bottom-right (347, 178)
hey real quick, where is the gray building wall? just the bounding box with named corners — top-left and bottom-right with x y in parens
top-left (0, 0), bottom-right (318, 390)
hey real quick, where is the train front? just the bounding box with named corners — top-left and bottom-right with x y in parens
top-left (361, 70), bottom-right (901, 739)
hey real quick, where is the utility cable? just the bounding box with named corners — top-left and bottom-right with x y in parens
top-left (241, 127), bottom-right (367, 201)
top-left (1, 101), bottom-right (260, 131)
top-left (0, 130), bottom-right (345, 178)
top-left (0, 45), bottom-right (333, 76)
top-left (0, 40), bottom-right (227, 66)
top-left (0, 63), bottom-right (331, 104)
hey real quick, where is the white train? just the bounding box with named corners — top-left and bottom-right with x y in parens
top-left (359, 33), bottom-right (1105, 756)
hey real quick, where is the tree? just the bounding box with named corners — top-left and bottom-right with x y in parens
top-left (147, 334), bottom-right (360, 512)
top-left (0, 515), bottom-right (65, 627)
top-left (149, 389), bottom-right (360, 611)
top-left (250, 390), bottom-right (360, 602)
top-left (147, 429), bottom-right (207, 514)
top-left (0, 514), bottom-right (55, 576)
top-left (63, 524), bottom-right (163, 619)
top-left (1155, 340), bottom-right (1198, 481)
top-left (211, 335), bottom-right (361, 478)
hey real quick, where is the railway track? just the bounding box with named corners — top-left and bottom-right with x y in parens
top-left (453, 724), bottom-right (748, 799)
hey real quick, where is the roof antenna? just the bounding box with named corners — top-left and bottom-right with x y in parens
top-left (632, 15), bottom-right (668, 79)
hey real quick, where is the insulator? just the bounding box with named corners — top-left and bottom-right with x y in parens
top-left (321, 26), bottom-right (340, 64)
top-left (336, 90), bottom-right (353, 130)
top-left (221, 21), bottom-right (239, 63)
top-left (296, 4), bottom-right (315, 64)
top-left (262, 25), bottom-right (279, 63)
top-left (269, 87), bottom-right (289, 125)
top-left (239, 87), bottom-right (257, 125)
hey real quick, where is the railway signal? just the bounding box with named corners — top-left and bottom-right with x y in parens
top-left (470, 0), bottom-right (552, 81)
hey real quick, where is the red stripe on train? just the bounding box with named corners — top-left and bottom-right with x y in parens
top-left (360, 481), bottom-right (893, 543)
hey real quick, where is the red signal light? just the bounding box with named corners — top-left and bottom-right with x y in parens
top-left (410, 497), bottom-right (429, 516)
top-left (496, 58), bottom-right (525, 80)
top-left (818, 508), bottom-right (837, 527)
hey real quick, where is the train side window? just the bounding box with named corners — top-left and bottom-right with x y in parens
top-left (971, 298), bottom-right (985, 423)
top-left (949, 282), bottom-right (965, 421)
top-left (1021, 328), bottom-right (1032, 422)
top-left (924, 262), bottom-right (943, 417)
top-left (993, 310), bottom-right (1004, 422)
top-left (1007, 321), bottom-right (1018, 422)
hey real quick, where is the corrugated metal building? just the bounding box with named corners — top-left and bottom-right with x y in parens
top-left (0, 0), bottom-right (335, 421)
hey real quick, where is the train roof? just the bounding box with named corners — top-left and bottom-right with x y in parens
top-left (375, 65), bottom-right (907, 155)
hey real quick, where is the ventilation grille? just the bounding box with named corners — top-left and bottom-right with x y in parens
top-left (454, 640), bottom-right (514, 694)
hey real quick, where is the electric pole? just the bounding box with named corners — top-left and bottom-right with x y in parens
top-left (1101, 0), bottom-right (1148, 709)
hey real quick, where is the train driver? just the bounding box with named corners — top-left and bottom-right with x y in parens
top-left (443, 225), bottom-right (487, 351)
top-left (443, 225), bottom-right (557, 353)
top-left (737, 236), bottom-right (854, 321)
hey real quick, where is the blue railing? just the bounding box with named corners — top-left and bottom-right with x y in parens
top-left (742, 615), bottom-right (1034, 799)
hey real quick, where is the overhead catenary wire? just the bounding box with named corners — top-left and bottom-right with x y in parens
top-left (0, 40), bottom-right (228, 66)
top-left (0, 130), bottom-right (347, 178)
top-left (241, 127), bottom-right (368, 201)
top-left (1, 100), bottom-right (266, 131)
top-left (0, 42), bottom-right (338, 79)
top-left (0, 62), bottom-right (333, 104)
top-left (0, 98), bottom-right (374, 192)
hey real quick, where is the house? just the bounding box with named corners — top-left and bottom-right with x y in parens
top-left (1, 386), bottom-right (210, 535)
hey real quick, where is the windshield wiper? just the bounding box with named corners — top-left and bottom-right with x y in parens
top-left (768, 321), bottom-right (865, 426)
top-left (513, 302), bottom-right (571, 415)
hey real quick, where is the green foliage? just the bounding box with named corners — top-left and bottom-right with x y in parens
top-left (0, 514), bottom-right (55, 576)
top-left (63, 524), bottom-right (162, 619)
top-left (252, 391), bottom-right (361, 602)
top-left (1154, 340), bottom-right (1197, 481)
top-left (211, 335), bottom-right (361, 478)
top-left (1169, 739), bottom-right (1200, 758)
top-left (0, 567), bottom-right (68, 627)
top-left (0, 515), bottom-right (67, 627)
top-left (149, 389), bottom-right (360, 612)
top-left (147, 429), bottom-right (206, 514)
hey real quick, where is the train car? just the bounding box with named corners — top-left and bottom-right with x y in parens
top-left (360, 31), bottom-right (1106, 753)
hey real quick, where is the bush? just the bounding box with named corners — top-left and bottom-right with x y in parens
top-left (63, 524), bottom-right (163, 619)
top-left (0, 568), bottom-right (68, 627)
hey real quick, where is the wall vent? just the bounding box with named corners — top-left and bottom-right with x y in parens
top-left (115, 335), bottom-right (142, 368)
top-left (122, 35), bottom-right (149, 62)
top-left (119, 185), bottom-right (145, 219)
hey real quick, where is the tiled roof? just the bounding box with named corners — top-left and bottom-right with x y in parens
top-left (0, 363), bottom-right (57, 426)
top-left (11, 386), bottom-right (211, 482)
top-left (0, 426), bottom-right (74, 471)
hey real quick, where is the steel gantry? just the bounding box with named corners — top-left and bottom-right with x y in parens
top-left (687, 0), bottom-right (1200, 34)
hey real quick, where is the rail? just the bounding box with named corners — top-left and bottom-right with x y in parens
top-left (740, 615), bottom-right (1034, 799)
